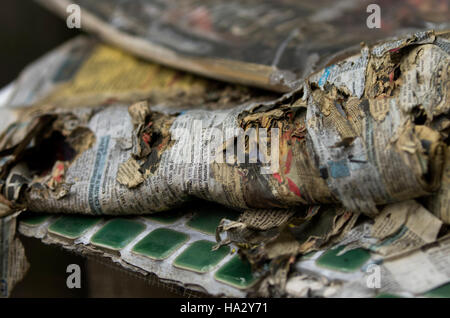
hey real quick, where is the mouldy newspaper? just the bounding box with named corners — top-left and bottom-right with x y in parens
top-left (38, 0), bottom-right (450, 92)
top-left (1, 29), bottom-right (449, 297)
top-left (3, 31), bottom-right (448, 216)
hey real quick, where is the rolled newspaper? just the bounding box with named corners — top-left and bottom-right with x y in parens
top-left (1, 31), bottom-right (448, 218)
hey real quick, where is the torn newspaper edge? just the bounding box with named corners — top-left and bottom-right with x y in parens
top-left (1, 30), bottom-right (447, 217)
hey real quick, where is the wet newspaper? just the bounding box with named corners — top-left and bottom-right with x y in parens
top-left (1, 31), bottom-right (448, 219)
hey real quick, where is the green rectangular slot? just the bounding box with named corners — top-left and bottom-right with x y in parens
top-left (174, 240), bottom-right (230, 273)
top-left (132, 228), bottom-right (188, 260)
top-left (144, 210), bottom-right (184, 224)
top-left (315, 246), bottom-right (371, 272)
top-left (186, 209), bottom-right (239, 235)
top-left (48, 215), bottom-right (101, 239)
top-left (90, 218), bottom-right (145, 251)
top-left (21, 214), bottom-right (50, 226)
top-left (424, 283), bottom-right (450, 298)
top-left (214, 255), bottom-right (256, 289)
